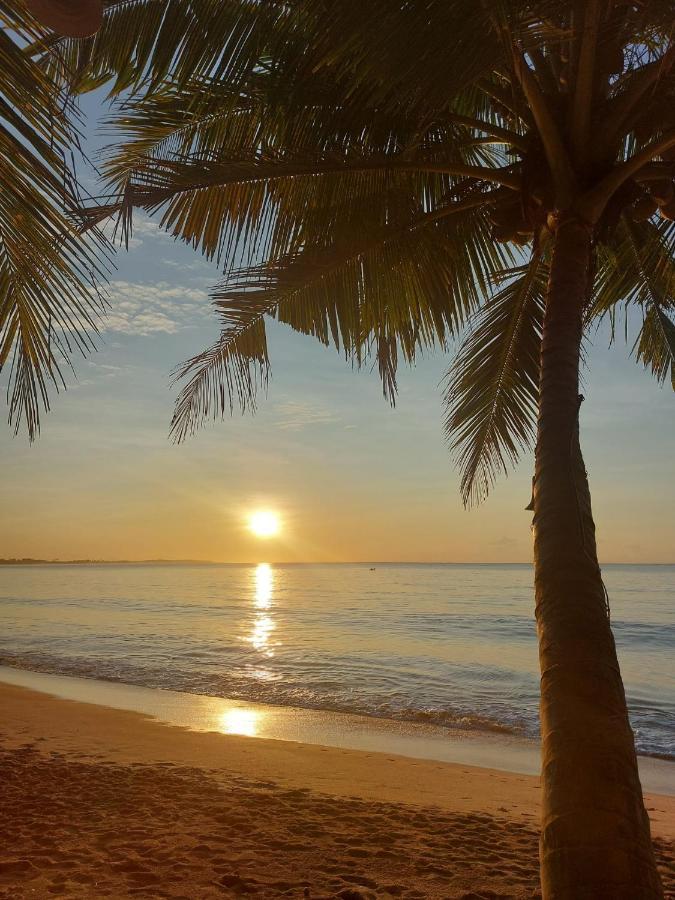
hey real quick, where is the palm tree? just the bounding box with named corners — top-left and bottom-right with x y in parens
top-left (0, 1), bottom-right (107, 439)
top-left (30, 1), bottom-right (675, 896)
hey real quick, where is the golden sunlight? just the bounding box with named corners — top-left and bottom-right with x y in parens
top-left (248, 510), bottom-right (281, 538)
top-left (248, 563), bottom-right (275, 655)
top-left (218, 707), bottom-right (260, 737)
top-left (254, 562), bottom-right (273, 608)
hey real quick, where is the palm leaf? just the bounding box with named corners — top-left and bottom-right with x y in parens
top-left (445, 254), bottom-right (547, 506)
top-left (170, 316), bottom-right (269, 443)
top-left (20, 0), bottom-right (675, 515)
top-left (634, 304), bottom-right (675, 389)
top-left (31, 0), bottom-right (283, 96)
top-left (35, 0), bottom-right (503, 116)
top-left (593, 216), bottom-right (675, 388)
top-left (622, 219), bottom-right (675, 388)
top-left (171, 194), bottom-right (508, 440)
top-left (0, 2), bottom-right (108, 438)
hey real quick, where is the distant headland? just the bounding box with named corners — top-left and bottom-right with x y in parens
top-left (0, 558), bottom-right (217, 566)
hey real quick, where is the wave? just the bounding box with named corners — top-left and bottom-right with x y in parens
top-left (0, 650), bottom-right (528, 738)
top-left (2, 649), bottom-right (672, 760)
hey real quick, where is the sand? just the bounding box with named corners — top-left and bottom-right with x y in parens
top-left (0, 682), bottom-right (673, 899)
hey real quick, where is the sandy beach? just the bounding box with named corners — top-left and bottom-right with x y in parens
top-left (0, 681), bottom-right (673, 899)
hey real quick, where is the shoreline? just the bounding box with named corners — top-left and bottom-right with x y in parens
top-left (1, 665), bottom-right (673, 795)
top-left (0, 679), bottom-right (673, 899)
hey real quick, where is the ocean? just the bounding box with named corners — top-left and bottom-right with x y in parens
top-left (0, 562), bottom-right (672, 758)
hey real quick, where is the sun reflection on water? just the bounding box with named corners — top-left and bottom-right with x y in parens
top-left (219, 707), bottom-right (259, 737)
top-left (247, 563), bottom-right (276, 655)
top-left (250, 615), bottom-right (275, 651)
top-left (254, 562), bottom-right (273, 608)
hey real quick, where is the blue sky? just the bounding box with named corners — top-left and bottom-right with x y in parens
top-left (1, 92), bottom-right (673, 563)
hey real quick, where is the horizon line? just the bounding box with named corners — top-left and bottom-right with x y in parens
top-left (1, 557), bottom-right (673, 567)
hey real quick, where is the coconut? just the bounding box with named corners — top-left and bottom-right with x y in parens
top-left (631, 194), bottom-right (659, 221)
top-left (650, 179), bottom-right (674, 206)
top-left (659, 199), bottom-right (675, 222)
top-left (492, 222), bottom-right (519, 243)
top-left (489, 201), bottom-right (528, 231)
top-left (598, 42), bottom-right (624, 77)
top-left (633, 108), bottom-right (663, 144)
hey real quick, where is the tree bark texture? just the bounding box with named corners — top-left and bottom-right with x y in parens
top-left (533, 217), bottom-right (663, 899)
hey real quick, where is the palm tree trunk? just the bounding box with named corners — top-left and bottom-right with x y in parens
top-left (533, 216), bottom-right (663, 899)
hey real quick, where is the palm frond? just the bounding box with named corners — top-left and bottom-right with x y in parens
top-left (21, 0), bottom-right (674, 514)
top-left (445, 254), bottom-right (547, 506)
top-left (170, 316), bottom-right (269, 443)
top-left (593, 216), bottom-right (675, 388)
top-left (622, 219), bottom-right (675, 388)
top-left (31, 0), bottom-right (284, 96)
top-left (0, 2), bottom-right (108, 439)
top-left (634, 304), bottom-right (675, 389)
top-left (171, 195), bottom-right (509, 440)
top-left (35, 0), bottom-right (506, 118)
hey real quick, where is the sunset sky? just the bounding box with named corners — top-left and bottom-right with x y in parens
top-left (1, 93), bottom-right (673, 564)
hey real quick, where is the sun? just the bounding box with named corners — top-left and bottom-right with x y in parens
top-left (248, 510), bottom-right (280, 538)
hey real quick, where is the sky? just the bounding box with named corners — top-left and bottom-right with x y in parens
top-left (1, 95), bottom-right (674, 564)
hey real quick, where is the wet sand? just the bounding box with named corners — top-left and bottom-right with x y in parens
top-left (0, 681), bottom-right (673, 899)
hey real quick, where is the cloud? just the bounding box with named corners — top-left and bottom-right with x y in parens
top-left (162, 257), bottom-right (211, 273)
top-left (131, 217), bottom-right (173, 239)
top-left (98, 214), bottom-right (176, 251)
top-left (273, 400), bottom-right (339, 431)
top-left (102, 280), bottom-right (211, 335)
top-left (489, 536), bottom-right (519, 548)
top-left (85, 362), bottom-right (127, 380)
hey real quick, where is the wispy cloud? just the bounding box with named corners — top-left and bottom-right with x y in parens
top-left (131, 217), bottom-right (173, 240)
top-left (161, 257), bottom-right (212, 273)
top-left (489, 536), bottom-right (519, 548)
top-left (99, 214), bottom-right (176, 251)
top-left (273, 400), bottom-right (339, 431)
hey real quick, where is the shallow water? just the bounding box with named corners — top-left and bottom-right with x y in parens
top-left (0, 562), bottom-right (672, 757)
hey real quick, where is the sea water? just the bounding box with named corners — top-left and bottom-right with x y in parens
top-left (0, 562), bottom-right (672, 758)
